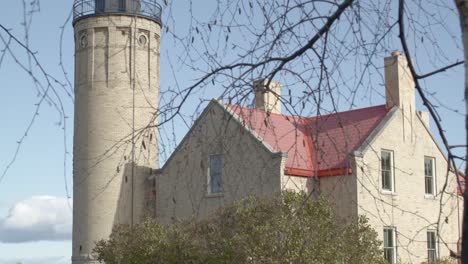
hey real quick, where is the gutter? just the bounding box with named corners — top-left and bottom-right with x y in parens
top-left (284, 167), bottom-right (352, 178)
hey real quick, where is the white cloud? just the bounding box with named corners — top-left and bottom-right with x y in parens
top-left (0, 196), bottom-right (72, 243)
top-left (0, 256), bottom-right (69, 264)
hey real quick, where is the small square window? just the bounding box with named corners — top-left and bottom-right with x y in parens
top-left (424, 157), bottom-right (436, 195)
top-left (208, 155), bottom-right (223, 194)
top-left (427, 230), bottom-right (438, 263)
top-left (381, 150), bottom-right (395, 192)
top-left (383, 227), bottom-right (397, 264)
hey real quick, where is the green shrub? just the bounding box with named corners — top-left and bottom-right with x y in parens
top-left (94, 192), bottom-right (386, 264)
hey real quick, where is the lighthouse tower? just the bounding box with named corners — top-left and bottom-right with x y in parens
top-left (72, 0), bottom-right (161, 263)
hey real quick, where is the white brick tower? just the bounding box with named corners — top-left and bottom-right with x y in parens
top-left (72, 1), bottom-right (161, 263)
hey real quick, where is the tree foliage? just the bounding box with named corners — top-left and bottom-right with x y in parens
top-left (94, 192), bottom-right (385, 264)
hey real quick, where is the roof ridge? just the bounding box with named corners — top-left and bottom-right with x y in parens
top-left (305, 104), bottom-right (387, 120)
top-left (225, 104), bottom-right (303, 120)
top-left (226, 103), bottom-right (387, 121)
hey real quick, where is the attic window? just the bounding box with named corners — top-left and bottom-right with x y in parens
top-left (208, 154), bottom-right (223, 194)
top-left (381, 150), bottom-right (394, 192)
top-left (424, 157), bottom-right (436, 195)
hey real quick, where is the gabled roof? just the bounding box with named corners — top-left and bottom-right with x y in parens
top-left (227, 104), bottom-right (389, 177)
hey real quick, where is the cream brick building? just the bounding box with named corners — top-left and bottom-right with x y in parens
top-left (154, 52), bottom-right (463, 263)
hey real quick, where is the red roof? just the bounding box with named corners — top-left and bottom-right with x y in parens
top-left (227, 104), bottom-right (389, 177)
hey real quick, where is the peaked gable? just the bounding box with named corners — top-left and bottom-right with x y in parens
top-left (157, 100), bottom-right (278, 173)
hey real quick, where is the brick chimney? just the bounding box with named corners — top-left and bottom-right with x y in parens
top-left (384, 51), bottom-right (416, 112)
top-left (384, 51), bottom-right (416, 141)
top-left (254, 79), bottom-right (282, 114)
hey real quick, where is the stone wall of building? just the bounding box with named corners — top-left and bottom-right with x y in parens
top-left (355, 108), bottom-right (462, 263)
top-left (319, 173), bottom-right (359, 222)
top-left (156, 101), bottom-right (283, 223)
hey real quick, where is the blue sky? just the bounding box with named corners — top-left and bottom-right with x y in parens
top-left (0, 1), bottom-right (74, 262)
top-left (0, 0), bottom-right (465, 263)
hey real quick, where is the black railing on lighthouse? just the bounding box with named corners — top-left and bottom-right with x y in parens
top-left (73, 0), bottom-right (162, 24)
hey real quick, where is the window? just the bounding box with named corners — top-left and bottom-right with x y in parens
top-left (79, 33), bottom-right (88, 48)
top-left (95, 0), bottom-right (105, 13)
top-left (427, 230), bottom-right (438, 263)
top-left (118, 0), bottom-right (126, 12)
top-left (383, 227), bottom-right (397, 264)
top-left (138, 34), bottom-right (148, 47)
top-left (208, 155), bottom-right (223, 194)
top-left (424, 157), bottom-right (436, 195)
top-left (381, 150), bottom-right (394, 191)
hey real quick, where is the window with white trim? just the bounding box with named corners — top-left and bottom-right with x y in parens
top-left (424, 157), bottom-right (436, 195)
top-left (427, 230), bottom-right (438, 263)
top-left (381, 150), bottom-right (394, 192)
top-left (383, 227), bottom-right (397, 264)
top-left (208, 154), bottom-right (223, 194)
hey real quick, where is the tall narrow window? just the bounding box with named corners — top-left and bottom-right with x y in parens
top-left (384, 227), bottom-right (397, 264)
top-left (381, 150), bottom-right (394, 191)
top-left (427, 230), bottom-right (437, 263)
top-left (208, 155), bottom-right (223, 194)
top-left (424, 157), bottom-right (436, 195)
